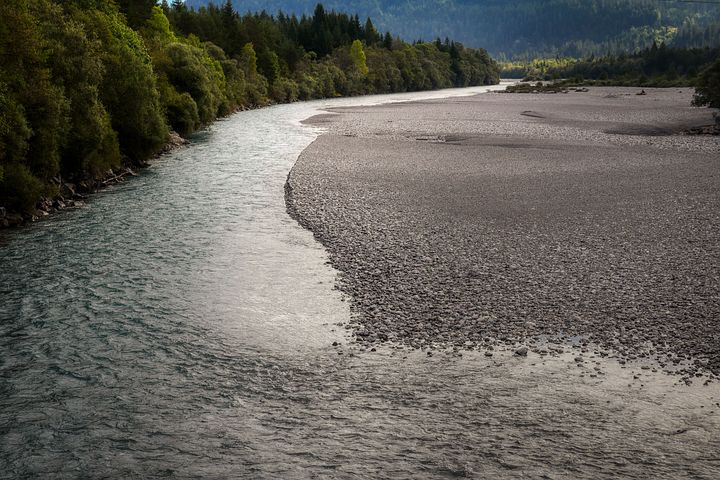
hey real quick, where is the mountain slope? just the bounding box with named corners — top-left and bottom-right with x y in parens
top-left (184, 0), bottom-right (720, 57)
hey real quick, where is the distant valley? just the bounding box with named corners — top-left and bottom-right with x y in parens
top-left (185, 0), bottom-right (720, 58)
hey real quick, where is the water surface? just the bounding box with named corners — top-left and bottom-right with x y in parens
top-left (1, 85), bottom-right (719, 479)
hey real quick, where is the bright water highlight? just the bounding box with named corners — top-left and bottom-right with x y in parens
top-left (2, 85), bottom-right (719, 478)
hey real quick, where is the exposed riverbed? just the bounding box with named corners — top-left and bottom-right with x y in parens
top-left (2, 86), bottom-right (719, 479)
top-left (289, 87), bottom-right (720, 378)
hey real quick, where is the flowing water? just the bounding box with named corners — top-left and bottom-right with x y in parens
top-left (1, 85), bottom-right (719, 479)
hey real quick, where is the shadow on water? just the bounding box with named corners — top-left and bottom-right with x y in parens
top-left (1, 84), bottom-right (719, 479)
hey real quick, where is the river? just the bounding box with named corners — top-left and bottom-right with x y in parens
top-left (1, 85), bottom-right (719, 479)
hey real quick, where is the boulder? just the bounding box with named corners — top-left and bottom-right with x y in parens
top-left (5, 213), bottom-right (23, 226)
top-left (61, 182), bottom-right (76, 198)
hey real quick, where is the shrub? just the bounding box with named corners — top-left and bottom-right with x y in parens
top-left (162, 85), bottom-right (200, 136)
top-left (693, 58), bottom-right (720, 108)
top-left (269, 77), bottom-right (299, 103)
top-left (0, 163), bottom-right (44, 213)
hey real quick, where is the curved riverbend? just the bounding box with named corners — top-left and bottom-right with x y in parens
top-left (2, 85), bottom-right (719, 478)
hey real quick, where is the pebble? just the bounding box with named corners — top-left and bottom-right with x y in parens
top-left (287, 89), bottom-right (720, 378)
top-left (515, 346), bottom-right (529, 356)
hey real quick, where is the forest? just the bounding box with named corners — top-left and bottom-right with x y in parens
top-left (0, 0), bottom-right (499, 217)
top-left (502, 43), bottom-right (720, 88)
top-left (185, 0), bottom-right (720, 58)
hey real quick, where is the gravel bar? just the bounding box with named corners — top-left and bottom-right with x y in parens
top-left (286, 87), bottom-right (720, 379)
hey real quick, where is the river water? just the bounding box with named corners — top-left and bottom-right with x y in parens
top-left (1, 86), bottom-right (719, 479)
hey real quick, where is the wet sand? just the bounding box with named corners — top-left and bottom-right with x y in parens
top-left (286, 87), bottom-right (720, 381)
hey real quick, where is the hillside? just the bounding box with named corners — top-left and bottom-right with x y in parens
top-left (184, 0), bottom-right (720, 58)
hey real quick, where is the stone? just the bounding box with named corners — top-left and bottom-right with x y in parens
top-left (514, 346), bottom-right (529, 356)
top-left (5, 213), bottom-right (23, 226)
top-left (62, 182), bottom-right (77, 197)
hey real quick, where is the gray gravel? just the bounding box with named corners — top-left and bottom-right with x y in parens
top-left (286, 87), bottom-right (720, 379)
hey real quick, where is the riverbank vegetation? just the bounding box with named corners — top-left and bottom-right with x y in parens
top-left (502, 49), bottom-right (720, 130)
top-left (0, 1), bottom-right (498, 220)
top-left (501, 44), bottom-right (720, 89)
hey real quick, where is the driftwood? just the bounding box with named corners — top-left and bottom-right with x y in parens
top-left (100, 168), bottom-right (137, 187)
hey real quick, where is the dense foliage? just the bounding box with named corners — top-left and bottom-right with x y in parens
top-left (164, 2), bottom-right (498, 99)
top-left (0, 0), bottom-right (168, 213)
top-left (186, 0), bottom-right (720, 58)
top-left (503, 44), bottom-right (720, 89)
top-left (693, 58), bottom-right (720, 111)
top-left (0, 0), bottom-right (498, 215)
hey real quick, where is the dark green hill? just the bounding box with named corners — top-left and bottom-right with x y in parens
top-left (184, 0), bottom-right (720, 58)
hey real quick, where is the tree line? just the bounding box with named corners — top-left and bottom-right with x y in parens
top-left (502, 43), bottom-right (720, 91)
top-left (0, 0), bottom-right (499, 216)
top-left (185, 0), bottom-right (720, 59)
top-left (500, 42), bottom-right (720, 123)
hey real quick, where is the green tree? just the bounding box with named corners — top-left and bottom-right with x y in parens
top-left (693, 58), bottom-right (720, 109)
top-left (0, 0), bottom-right (67, 211)
top-left (350, 39), bottom-right (369, 76)
top-left (364, 18), bottom-right (380, 45)
top-left (40, 1), bottom-right (121, 178)
top-left (142, 5), bottom-right (177, 44)
top-left (257, 48), bottom-right (280, 84)
top-left (241, 42), bottom-right (259, 78)
top-left (74, 6), bottom-right (169, 161)
top-left (116, 0), bottom-right (158, 29)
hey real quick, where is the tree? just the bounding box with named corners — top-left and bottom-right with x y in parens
top-left (75, 6), bottom-right (169, 161)
top-left (241, 42), bottom-right (258, 78)
top-left (693, 58), bottom-right (720, 109)
top-left (40, 1), bottom-right (121, 178)
top-left (257, 48), bottom-right (280, 84)
top-left (116, 0), bottom-right (157, 29)
top-left (350, 39), bottom-right (369, 76)
top-left (0, 0), bottom-right (67, 212)
top-left (1, 0), bottom-right (502, 216)
top-left (142, 6), bottom-right (177, 45)
top-left (364, 18), bottom-right (380, 45)
top-left (383, 32), bottom-right (393, 50)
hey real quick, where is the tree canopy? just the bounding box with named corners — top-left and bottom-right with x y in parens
top-left (0, 0), bottom-right (499, 215)
top-left (185, 0), bottom-right (720, 59)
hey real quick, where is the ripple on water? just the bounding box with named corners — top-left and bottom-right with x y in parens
top-left (1, 86), bottom-right (719, 479)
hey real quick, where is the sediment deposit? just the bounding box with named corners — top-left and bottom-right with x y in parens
top-left (287, 87), bottom-right (720, 379)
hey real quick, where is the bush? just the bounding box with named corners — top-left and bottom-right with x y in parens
top-left (693, 58), bottom-right (720, 108)
top-left (270, 77), bottom-right (299, 103)
top-left (0, 163), bottom-right (44, 213)
top-left (163, 41), bottom-right (227, 125)
top-left (162, 85), bottom-right (200, 136)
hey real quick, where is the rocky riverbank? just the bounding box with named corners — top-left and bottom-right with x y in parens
top-left (0, 132), bottom-right (189, 229)
top-left (286, 87), bottom-right (720, 381)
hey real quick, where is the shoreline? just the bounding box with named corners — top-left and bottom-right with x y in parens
top-left (0, 131), bottom-right (190, 229)
top-left (286, 86), bottom-right (720, 380)
top-left (0, 85), bottom-right (504, 230)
